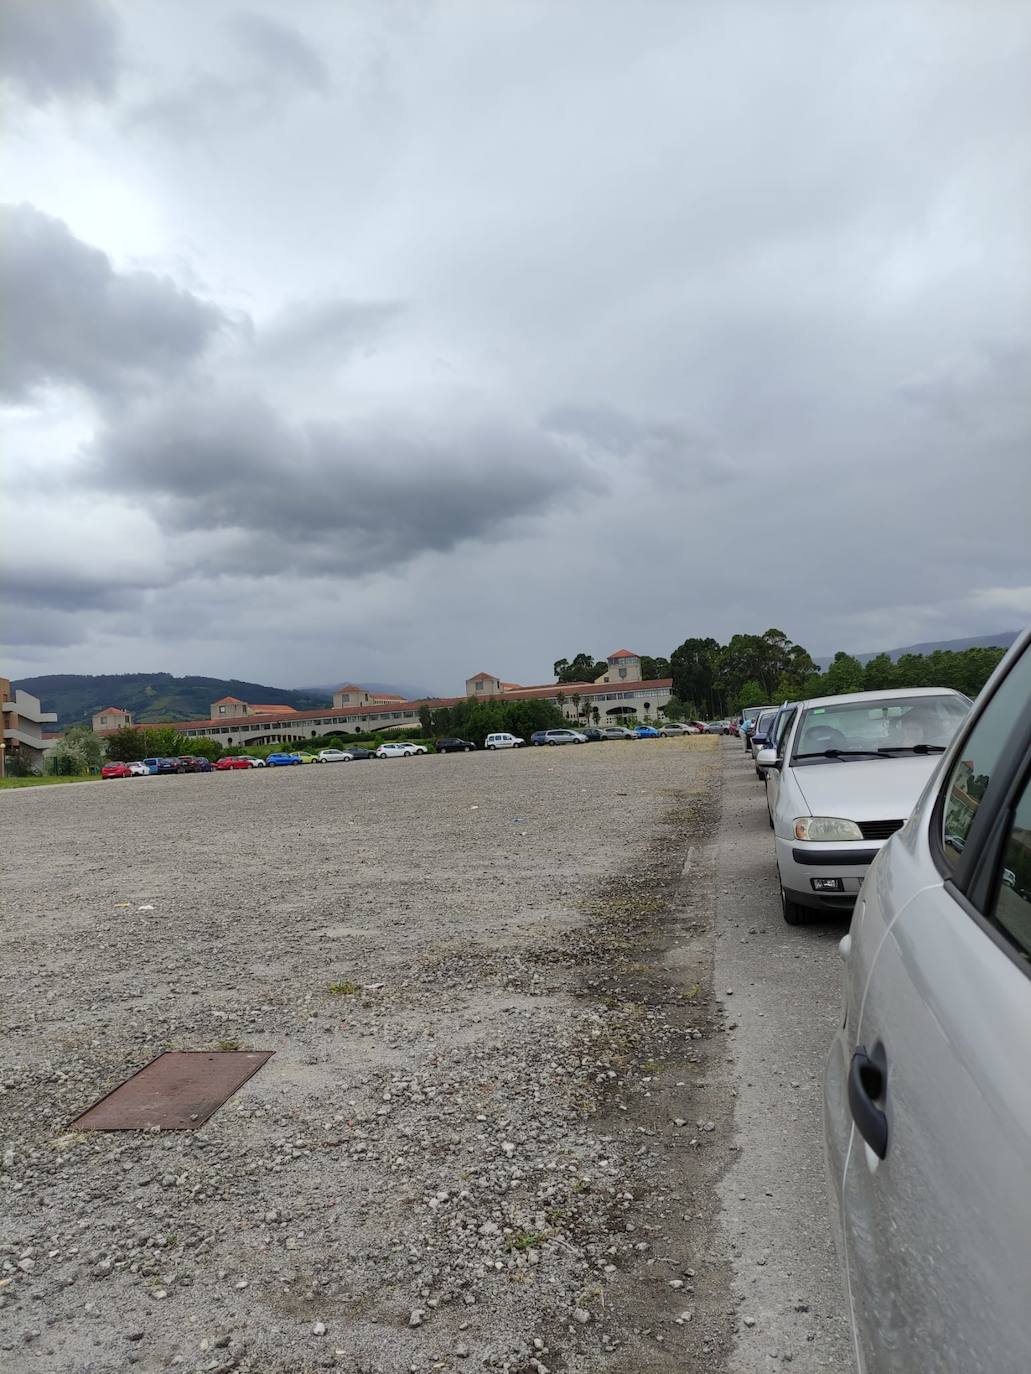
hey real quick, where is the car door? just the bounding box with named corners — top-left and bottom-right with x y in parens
top-left (838, 642), bottom-right (1031, 1374)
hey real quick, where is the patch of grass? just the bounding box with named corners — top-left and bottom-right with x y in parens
top-left (0, 774), bottom-right (95, 789)
top-left (641, 1060), bottom-right (662, 1075)
top-left (328, 980), bottom-right (361, 996)
top-left (508, 1230), bottom-right (546, 1252)
top-left (215, 1039), bottom-right (241, 1051)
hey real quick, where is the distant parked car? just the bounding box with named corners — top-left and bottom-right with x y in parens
top-left (101, 762), bottom-right (133, 779)
top-left (634, 725), bottom-right (660, 738)
top-left (318, 747), bottom-right (353, 762)
top-left (177, 756), bottom-right (213, 772)
top-left (485, 732), bottom-right (524, 749)
top-left (244, 756), bottom-right (266, 767)
top-left (214, 756), bottom-right (252, 770)
top-left (762, 687), bottom-right (970, 924)
top-left (127, 761), bottom-right (150, 776)
top-left (824, 630), bottom-right (1031, 1374)
top-left (578, 727), bottom-right (603, 741)
top-left (436, 738), bottom-right (476, 753)
top-left (338, 746), bottom-right (373, 760)
top-left (531, 729), bottom-right (587, 746)
top-left (749, 708), bottom-right (780, 760)
top-left (600, 726), bottom-right (637, 740)
top-left (294, 752), bottom-right (319, 764)
top-left (375, 742), bottom-right (425, 758)
top-left (658, 723), bottom-right (696, 736)
top-left (266, 752), bottom-right (302, 766)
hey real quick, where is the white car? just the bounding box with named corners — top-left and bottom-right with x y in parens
top-left (127, 761), bottom-right (150, 776)
top-left (375, 742), bottom-right (426, 758)
top-left (484, 732), bottom-right (524, 750)
top-left (244, 756), bottom-right (266, 768)
top-left (761, 687), bottom-right (969, 923)
top-left (824, 630), bottom-right (1031, 1374)
top-left (318, 748), bottom-right (353, 762)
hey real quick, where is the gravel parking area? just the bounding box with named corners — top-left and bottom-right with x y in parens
top-left (1, 738), bottom-right (741, 1374)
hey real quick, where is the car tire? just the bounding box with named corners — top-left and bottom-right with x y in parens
top-left (487, 744), bottom-right (495, 750)
top-left (780, 881), bottom-right (808, 926)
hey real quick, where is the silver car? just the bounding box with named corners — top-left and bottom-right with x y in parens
top-left (761, 687), bottom-right (969, 923)
top-left (824, 630), bottom-right (1031, 1374)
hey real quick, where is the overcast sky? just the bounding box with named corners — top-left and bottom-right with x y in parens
top-left (3, 0), bottom-right (1029, 694)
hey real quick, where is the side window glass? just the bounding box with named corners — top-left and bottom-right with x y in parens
top-left (775, 708), bottom-right (796, 751)
top-left (987, 775), bottom-right (1031, 964)
top-left (941, 648), bottom-right (1031, 869)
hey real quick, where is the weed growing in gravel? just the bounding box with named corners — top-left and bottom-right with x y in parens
top-left (328, 980), bottom-right (361, 996)
top-left (215, 1039), bottom-right (241, 1051)
top-left (509, 1230), bottom-right (546, 1252)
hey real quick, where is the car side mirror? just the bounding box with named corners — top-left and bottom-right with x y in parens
top-left (756, 747), bottom-right (780, 770)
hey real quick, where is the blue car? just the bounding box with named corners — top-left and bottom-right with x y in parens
top-left (266, 752), bottom-right (301, 766)
top-left (634, 725), bottom-right (660, 738)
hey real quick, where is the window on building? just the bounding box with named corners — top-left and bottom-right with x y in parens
top-left (219, 705), bottom-right (226, 714)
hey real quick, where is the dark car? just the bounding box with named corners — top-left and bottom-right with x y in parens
top-left (266, 752), bottom-right (302, 766)
top-left (177, 756), bottom-right (213, 772)
top-left (341, 746), bottom-right (374, 760)
top-left (436, 737), bottom-right (476, 753)
top-left (578, 727), bottom-right (603, 741)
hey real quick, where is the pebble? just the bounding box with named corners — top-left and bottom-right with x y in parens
top-left (408, 1308), bottom-right (425, 1328)
top-left (312, 1322), bottom-right (326, 1336)
top-left (572, 1307), bottom-right (591, 1324)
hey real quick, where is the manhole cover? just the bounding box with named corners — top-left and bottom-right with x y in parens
top-left (69, 1050), bottom-right (274, 1131)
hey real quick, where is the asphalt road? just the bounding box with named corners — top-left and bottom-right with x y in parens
top-left (712, 740), bottom-right (855, 1372)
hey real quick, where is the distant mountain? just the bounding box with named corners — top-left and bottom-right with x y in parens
top-left (816, 631), bottom-right (1018, 669)
top-left (13, 673), bottom-right (333, 728)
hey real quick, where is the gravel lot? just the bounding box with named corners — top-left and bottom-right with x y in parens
top-left (1, 737), bottom-right (760, 1374)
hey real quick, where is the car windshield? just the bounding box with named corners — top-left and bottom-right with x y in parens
top-left (792, 694), bottom-right (968, 763)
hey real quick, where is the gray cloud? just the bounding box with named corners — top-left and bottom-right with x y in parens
top-left (251, 299), bottom-right (404, 370)
top-left (79, 389), bottom-right (602, 577)
top-left (131, 12), bottom-right (328, 138)
top-left (231, 13), bottom-right (330, 92)
top-left (0, 0), bottom-right (118, 105)
top-left (0, 204), bottom-right (227, 401)
top-left (542, 406), bottom-right (733, 489)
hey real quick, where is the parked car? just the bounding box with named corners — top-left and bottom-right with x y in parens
top-left (578, 727), bottom-right (603, 741)
top-left (295, 752), bottom-right (319, 764)
top-left (318, 747), bottom-right (355, 762)
top-left (436, 738), bottom-right (476, 753)
top-left (244, 756), bottom-right (266, 767)
top-left (127, 761), bottom-right (150, 776)
top-left (824, 630), bottom-right (1031, 1374)
top-left (338, 746), bottom-right (374, 761)
top-left (657, 723), bottom-right (697, 735)
top-left (177, 756), bottom-right (213, 772)
top-left (739, 705), bottom-right (775, 748)
top-left (761, 687), bottom-right (970, 924)
top-left (704, 720), bottom-right (728, 734)
top-left (214, 755), bottom-right (252, 770)
top-left (531, 729), bottom-right (587, 745)
top-left (101, 762), bottom-right (133, 779)
top-left (600, 726), bottom-right (637, 740)
top-left (485, 732), bottom-right (524, 749)
top-left (266, 752), bottom-right (302, 766)
top-left (634, 725), bottom-right (660, 738)
top-left (757, 703), bottom-right (798, 783)
top-left (140, 756), bottom-right (187, 774)
top-left (375, 742), bottom-right (425, 758)
top-left (748, 708), bottom-right (780, 760)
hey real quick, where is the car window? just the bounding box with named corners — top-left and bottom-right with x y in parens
top-left (773, 707), bottom-right (796, 750)
top-left (794, 693), bottom-right (967, 761)
top-left (985, 770), bottom-right (1031, 964)
top-left (941, 647), bottom-right (1031, 869)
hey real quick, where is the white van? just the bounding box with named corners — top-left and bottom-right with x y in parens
top-left (484, 732), bottom-right (524, 750)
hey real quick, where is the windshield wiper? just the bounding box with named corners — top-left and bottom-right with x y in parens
top-left (874, 744), bottom-right (947, 755)
top-left (794, 749), bottom-right (885, 759)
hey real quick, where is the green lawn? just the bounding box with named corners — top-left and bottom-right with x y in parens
top-left (0, 774), bottom-right (97, 789)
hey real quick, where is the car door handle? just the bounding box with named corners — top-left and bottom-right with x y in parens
top-left (848, 1045), bottom-right (888, 1159)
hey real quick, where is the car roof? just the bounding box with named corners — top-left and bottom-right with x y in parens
top-left (797, 686), bottom-right (966, 710)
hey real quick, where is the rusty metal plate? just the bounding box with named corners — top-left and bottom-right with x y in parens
top-left (69, 1050), bottom-right (274, 1131)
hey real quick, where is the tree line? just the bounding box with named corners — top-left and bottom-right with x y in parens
top-left (554, 630), bottom-right (1008, 719)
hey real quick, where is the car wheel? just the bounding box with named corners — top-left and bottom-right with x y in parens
top-left (780, 881), bottom-right (808, 926)
top-left (487, 744), bottom-right (495, 750)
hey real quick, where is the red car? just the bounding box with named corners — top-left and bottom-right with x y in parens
top-left (214, 756), bottom-right (251, 770)
top-left (101, 762), bottom-right (133, 779)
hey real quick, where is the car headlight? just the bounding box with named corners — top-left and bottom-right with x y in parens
top-left (793, 816), bottom-right (864, 842)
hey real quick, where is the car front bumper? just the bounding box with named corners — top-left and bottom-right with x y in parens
top-left (776, 835), bottom-right (886, 910)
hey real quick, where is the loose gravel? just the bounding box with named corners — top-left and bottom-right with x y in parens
top-left (0, 738), bottom-right (730, 1373)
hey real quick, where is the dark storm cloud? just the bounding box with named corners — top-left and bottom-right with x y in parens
top-left (79, 389), bottom-right (602, 577)
top-left (0, 0), bottom-right (118, 105)
top-left (2, 563), bottom-right (159, 614)
top-left (0, 204), bottom-right (226, 401)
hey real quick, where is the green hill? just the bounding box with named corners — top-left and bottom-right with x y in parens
top-left (13, 673), bottom-right (332, 728)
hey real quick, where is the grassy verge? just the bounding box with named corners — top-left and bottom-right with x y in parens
top-left (0, 774), bottom-right (96, 789)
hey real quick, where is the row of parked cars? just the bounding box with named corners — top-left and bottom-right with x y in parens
top-left (736, 631), bottom-right (1031, 1374)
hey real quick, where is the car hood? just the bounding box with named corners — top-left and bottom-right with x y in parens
top-left (791, 754), bottom-right (941, 821)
